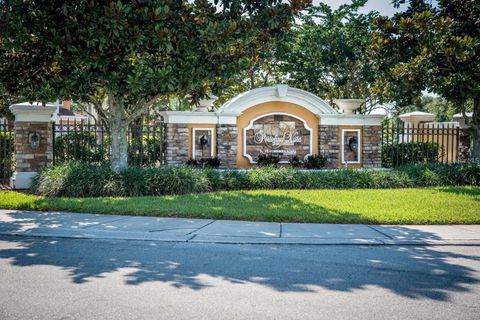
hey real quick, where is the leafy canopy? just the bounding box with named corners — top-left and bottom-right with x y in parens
top-left (0, 0), bottom-right (309, 121)
top-left (371, 0), bottom-right (480, 108)
top-left (276, 0), bottom-right (380, 109)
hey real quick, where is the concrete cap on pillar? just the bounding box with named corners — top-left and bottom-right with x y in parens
top-left (399, 111), bottom-right (435, 126)
top-left (9, 102), bottom-right (57, 122)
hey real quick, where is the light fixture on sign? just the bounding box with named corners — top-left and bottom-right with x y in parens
top-left (29, 132), bottom-right (40, 149)
top-left (348, 136), bottom-right (358, 152)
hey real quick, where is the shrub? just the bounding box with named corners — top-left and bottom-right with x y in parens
top-left (289, 156), bottom-right (303, 168)
top-left (382, 142), bottom-right (443, 168)
top-left (257, 154), bottom-right (280, 167)
top-left (54, 131), bottom-right (108, 163)
top-left (128, 136), bottom-right (163, 166)
top-left (33, 162), bottom-right (116, 197)
top-left (32, 162), bottom-right (480, 197)
top-left (244, 166), bottom-right (302, 189)
top-left (398, 163), bottom-right (480, 187)
top-left (186, 157), bottom-right (221, 168)
top-left (303, 154), bottom-right (327, 169)
top-left (0, 131), bottom-right (14, 178)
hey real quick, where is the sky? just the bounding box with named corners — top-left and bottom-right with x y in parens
top-left (313, 0), bottom-right (405, 16)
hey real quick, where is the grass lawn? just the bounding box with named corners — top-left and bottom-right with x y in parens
top-left (0, 187), bottom-right (479, 224)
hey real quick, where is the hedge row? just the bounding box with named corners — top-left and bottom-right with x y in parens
top-left (31, 162), bottom-right (480, 198)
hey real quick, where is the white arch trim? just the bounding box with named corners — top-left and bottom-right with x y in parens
top-left (216, 85), bottom-right (337, 117)
top-left (243, 112), bottom-right (313, 164)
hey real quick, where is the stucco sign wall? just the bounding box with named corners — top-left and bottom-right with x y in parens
top-left (244, 113), bottom-right (312, 163)
top-left (159, 85), bottom-right (384, 168)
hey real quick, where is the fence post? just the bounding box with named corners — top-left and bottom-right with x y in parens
top-left (9, 103), bottom-right (56, 189)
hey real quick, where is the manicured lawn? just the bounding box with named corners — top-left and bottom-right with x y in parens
top-left (0, 187), bottom-right (479, 224)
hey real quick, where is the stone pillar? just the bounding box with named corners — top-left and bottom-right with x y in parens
top-left (362, 125), bottom-right (382, 168)
top-left (9, 104), bottom-right (56, 189)
top-left (164, 123), bottom-right (189, 165)
top-left (318, 125), bottom-right (339, 168)
top-left (217, 124), bottom-right (237, 168)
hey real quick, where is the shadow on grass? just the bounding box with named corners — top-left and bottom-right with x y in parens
top-left (435, 186), bottom-right (480, 197)
top-left (23, 191), bottom-right (372, 223)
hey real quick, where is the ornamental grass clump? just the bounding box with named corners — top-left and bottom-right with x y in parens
top-left (33, 162), bottom-right (116, 197)
top-left (32, 162), bottom-right (480, 197)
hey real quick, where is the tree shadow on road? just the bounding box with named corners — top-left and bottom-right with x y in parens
top-left (0, 191), bottom-right (479, 301)
top-left (0, 233), bottom-right (479, 301)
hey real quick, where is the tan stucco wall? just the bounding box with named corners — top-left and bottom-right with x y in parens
top-left (236, 101), bottom-right (319, 168)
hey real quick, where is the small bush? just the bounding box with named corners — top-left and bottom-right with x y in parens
top-left (257, 154), bottom-right (280, 167)
top-left (128, 136), bottom-right (163, 166)
top-left (32, 162), bottom-right (480, 197)
top-left (303, 154), bottom-right (328, 169)
top-left (382, 142), bottom-right (443, 168)
top-left (54, 132), bottom-right (108, 163)
top-left (186, 157), bottom-right (221, 168)
top-left (0, 131), bottom-right (14, 178)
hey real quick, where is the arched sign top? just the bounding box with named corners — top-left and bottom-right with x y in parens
top-left (216, 85), bottom-right (337, 116)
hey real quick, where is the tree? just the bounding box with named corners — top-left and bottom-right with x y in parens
top-left (390, 95), bottom-right (468, 122)
top-left (276, 0), bottom-right (382, 113)
top-left (206, 26), bottom-right (289, 107)
top-left (371, 0), bottom-right (480, 159)
top-left (0, 0), bottom-right (309, 170)
top-left (0, 86), bottom-right (17, 122)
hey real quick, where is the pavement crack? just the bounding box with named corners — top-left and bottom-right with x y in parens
top-left (186, 234), bottom-right (197, 242)
top-left (186, 220), bottom-right (216, 235)
top-left (365, 225), bottom-right (393, 239)
top-left (149, 227), bottom-right (197, 233)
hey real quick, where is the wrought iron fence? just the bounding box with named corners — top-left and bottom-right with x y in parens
top-left (53, 119), bottom-right (165, 166)
top-left (381, 120), bottom-right (467, 168)
top-left (0, 121), bottom-right (14, 180)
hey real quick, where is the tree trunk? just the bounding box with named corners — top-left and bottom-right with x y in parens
top-left (470, 97), bottom-right (480, 161)
top-left (109, 98), bottom-right (129, 172)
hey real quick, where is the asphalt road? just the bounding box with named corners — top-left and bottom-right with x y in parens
top-left (0, 235), bottom-right (479, 320)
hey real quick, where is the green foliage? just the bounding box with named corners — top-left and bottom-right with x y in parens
top-left (32, 162), bottom-right (480, 197)
top-left (3, 187), bottom-right (480, 224)
top-left (288, 155), bottom-right (327, 169)
top-left (0, 131), bottom-right (14, 178)
top-left (382, 142), bottom-right (443, 168)
top-left (371, 0), bottom-right (480, 158)
top-left (0, 0), bottom-right (308, 170)
top-left (33, 163), bottom-right (212, 197)
top-left (186, 157), bottom-right (221, 168)
top-left (303, 154), bottom-right (328, 169)
top-left (276, 0), bottom-right (381, 111)
top-left (256, 154), bottom-right (280, 167)
top-left (391, 95), bottom-right (465, 122)
top-left (128, 136), bottom-right (163, 166)
top-left (54, 132), bottom-right (108, 163)
top-left (0, 87), bottom-right (18, 121)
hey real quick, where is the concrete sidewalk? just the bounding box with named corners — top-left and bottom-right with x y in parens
top-left (1, 209), bottom-right (479, 245)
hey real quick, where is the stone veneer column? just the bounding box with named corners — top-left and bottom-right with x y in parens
top-left (9, 104), bottom-right (57, 189)
top-left (164, 123), bottom-right (189, 165)
top-left (217, 124), bottom-right (237, 168)
top-left (318, 125), bottom-right (339, 168)
top-left (362, 125), bottom-right (382, 168)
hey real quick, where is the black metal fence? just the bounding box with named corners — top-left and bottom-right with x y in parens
top-left (0, 121), bottom-right (14, 180)
top-left (381, 120), bottom-right (465, 168)
top-left (53, 119), bottom-right (165, 166)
